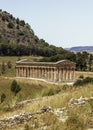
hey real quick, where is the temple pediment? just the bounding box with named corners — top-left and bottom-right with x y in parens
top-left (55, 60), bottom-right (75, 65)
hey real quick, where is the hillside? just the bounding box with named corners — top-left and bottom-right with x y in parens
top-left (0, 9), bottom-right (70, 57)
top-left (0, 9), bottom-right (39, 45)
top-left (67, 46), bottom-right (93, 53)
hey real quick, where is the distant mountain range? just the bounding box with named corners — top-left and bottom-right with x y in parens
top-left (66, 46), bottom-right (93, 53)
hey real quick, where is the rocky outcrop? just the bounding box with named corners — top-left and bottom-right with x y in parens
top-left (68, 96), bottom-right (93, 106)
top-left (0, 106), bottom-right (51, 129)
top-left (53, 107), bottom-right (68, 122)
top-left (1, 96), bottom-right (93, 129)
top-left (0, 113), bottom-right (32, 129)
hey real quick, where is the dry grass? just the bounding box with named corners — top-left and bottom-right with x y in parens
top-left (0, 71), bottom-right (93, 129)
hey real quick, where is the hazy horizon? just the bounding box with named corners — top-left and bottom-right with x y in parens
top-left (1, 0), bottom-right (93, 48)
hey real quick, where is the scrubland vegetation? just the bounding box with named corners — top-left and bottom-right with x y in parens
top-left (0, 74), bottom-right (93, 129)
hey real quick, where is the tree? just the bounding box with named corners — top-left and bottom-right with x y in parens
top-left (7, 22), bottom-right (14, 28)
top-left (1, 62), bottom-right (5, 74)
top-left (88, 54), bottom-right (93, 71)
top-left (0, 93), bottom-right (6, 103)
top-left (76, 52), bottom-right (88, 71)
top-left (11, 80), bottom-right (21, 96)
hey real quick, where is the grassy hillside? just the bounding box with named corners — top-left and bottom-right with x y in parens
top-left (0, 77), bottom-right (93, 129)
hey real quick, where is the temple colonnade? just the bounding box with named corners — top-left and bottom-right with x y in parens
top-left (16, 60), bottom-right (75, 82)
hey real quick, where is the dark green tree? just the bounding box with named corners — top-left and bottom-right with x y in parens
top-left (7, 22), bottom-right (14, 28)
top-left (88, 54), bottom-right (93, 71)
top-left (1, 62), bottom-right (5, 74)
top-left (76, 52), bottom-right (88, 71)
top-left (11, 80), bottom-right (21, 96)
top-left (0, 93), bottom-right (6, 103)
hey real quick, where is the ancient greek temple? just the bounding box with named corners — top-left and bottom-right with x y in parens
top-left (16, 59), bottom-right (75, 82)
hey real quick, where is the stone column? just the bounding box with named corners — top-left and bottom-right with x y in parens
top-left (56, 68), bottom-right (59, 82)
top-left (61, 68), bottom-right (63, 81)
top-left (66, 68), bottom-right (68, 81)
top-left (52, 68), bottom-right (54, 81)
top-left (44, 67), bottom-right (47, 79)
top-left (40, 68), bottom-right (42, 78)
top-left (28, 67), bottom-right (30, 77)
top-left (22, 67), bottom-right (24, 77)
top-left (72, 68), bottom-right (75, 81)
top-left (20, 67), bottom-right (22, 77)
top-left (32, 67), bottom-right (34, 78)
top-left (49, 68), bottom-right (52, 81)
top-left (30, 67), bottom-right (32, 77)
top-left (50, 68), bottom-right (53, 81)
top-left (36, 67), bottom-right (39, 78)
top-left (59, 68), bottom-right (62, 82)
top-left (42, 68), bottom-right (44, 79)
top-left (69, 67), bottom-right (72, 81)
top-left (29, 67), bottom-right (31, 77)
top-left (68, 68), bottom-right (70, 81)
top-left (63, 69), bottom-right (66, 81)
top-left (38, 68), bottom-right (40, 78)
top-left (34, 67), bottom-right (37, 78)
top-left (54, 68), bottom-right (57, 82)
top-left (70, 68), bottom-right (73, 81)
top-left (26, 67), bottom-right (28, 77)
top-left (73, 68), bottom-right (75, 80)
top-left (47, 67), bottom-right (50, 81)
top-left (23, 67), bottom-right (26, 77)
top-left (40, 67), bottom-right (43, 79)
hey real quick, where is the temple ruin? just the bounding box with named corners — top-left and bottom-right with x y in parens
top-left (16, 59), bottom-right (75, 82)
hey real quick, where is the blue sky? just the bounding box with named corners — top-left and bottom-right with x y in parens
top-left (0, 0), bottom-right (93, 48)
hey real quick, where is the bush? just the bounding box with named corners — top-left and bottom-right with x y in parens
top-left (0, 93), bottom-right (6, 103)
top-left (1, 62), bottom-right (6, 74)
top-left (7, 22), bottom-right (14, 28)
top-left (11, 80), bottom-right (21, 96)
top-left (79, 75), bottom-right (84, 79)
top-left (47, 88), bottom-right (55, 96)
top-left (74, 79), bottom-right (83, 86)
top-left (74, 77), bottom-right (93, 86)
top-left (20, 20), bottom-right (25, 26)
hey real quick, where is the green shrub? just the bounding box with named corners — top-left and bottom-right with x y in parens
top-left (74, 79), bottom-right (83, 86)
top-left (18, 31), bottom-right (24, 36)
top-left (83, 77), bottom-right (93, 84)
top-left (42, 87), bottom-right (61, 97)
top-left (74, 77), bottom-right (93, 86)
top-left (47, 88), bottom-right (55, 96)
top-left (11, 80), bottom-right (21, 96)
top-left (79, 75), bottom-right (84, 79)
top-left (0, 93), bottom-right (6, 103)
top-left (7, 22), bottom-right (14, 28)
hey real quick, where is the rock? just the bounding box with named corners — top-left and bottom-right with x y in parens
top-left (41, 106), bottom-right (51, 112)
